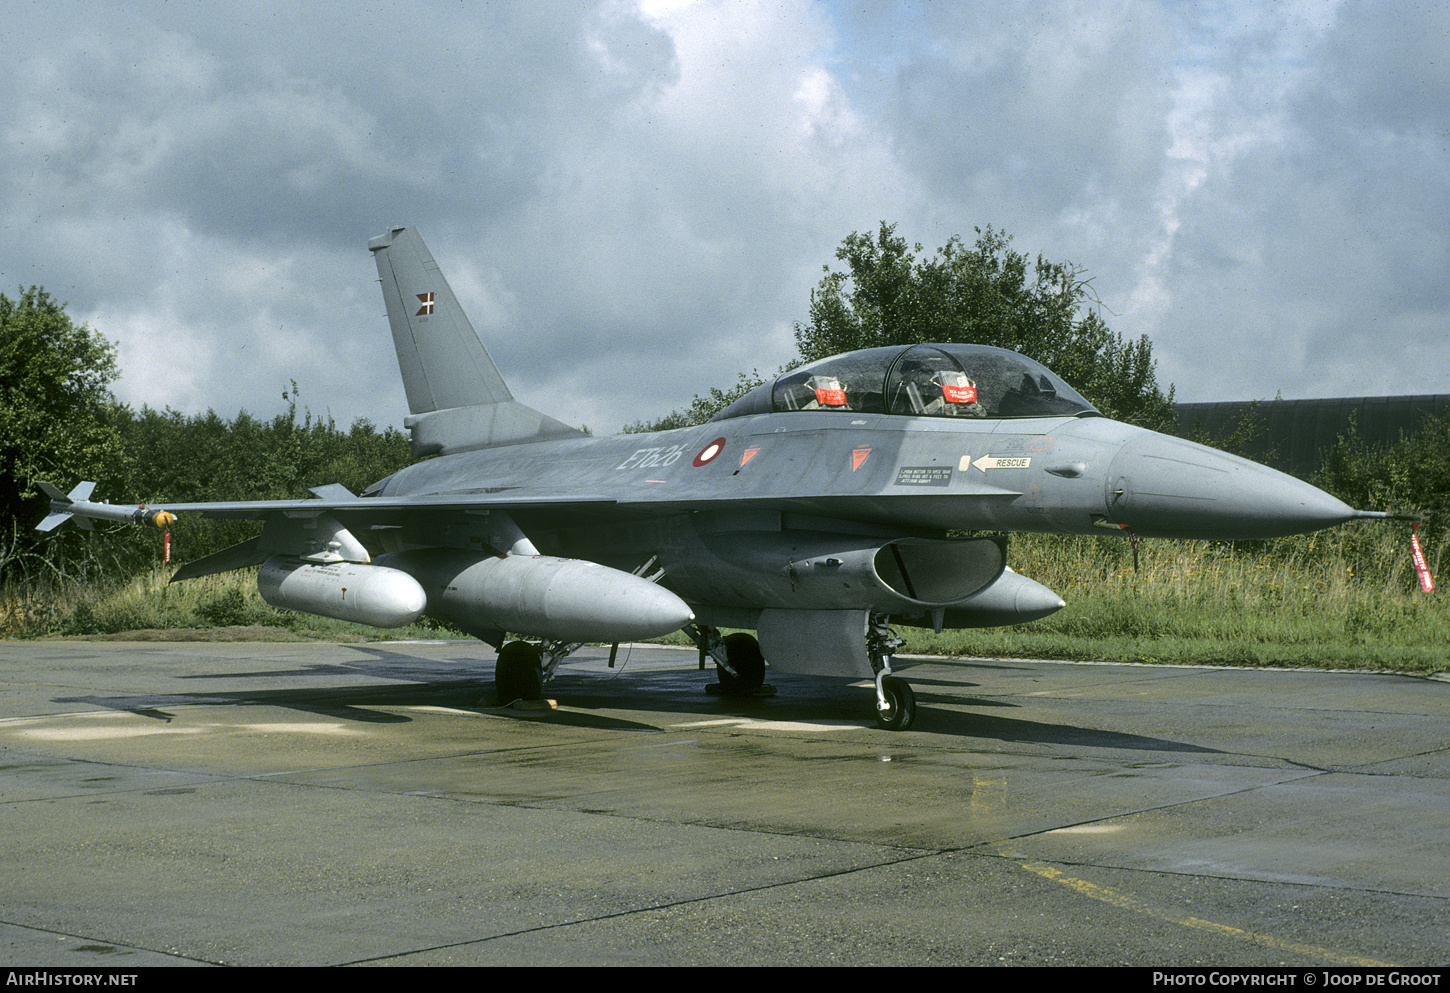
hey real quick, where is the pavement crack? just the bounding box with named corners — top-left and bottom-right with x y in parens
top-left (335, 848), bottom-right (950, 966)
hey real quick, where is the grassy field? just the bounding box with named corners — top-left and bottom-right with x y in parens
top-left (0, 567), bottom-right (456, 643)
top-left (903, 527), bottom-right (1448, 672)
top-left (4, 524), bottom-right (1445, 674)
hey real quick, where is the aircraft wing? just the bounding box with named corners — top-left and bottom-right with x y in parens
top-left (135, 491), bottom-right (619, 521)
top-left (37, 482), bottom-right (619, 543)
top-left (40, 475), bottom-right (1020, 543)
top-left (38, 483), bottom-right (628, 583)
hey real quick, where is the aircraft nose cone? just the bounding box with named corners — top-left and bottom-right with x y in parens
top-left (1106, 433), bottom-right (1357, 539)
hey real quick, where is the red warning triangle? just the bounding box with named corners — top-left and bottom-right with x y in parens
top-left (851, 448), bottom-right (871, 471)
top-left (740, 446), bottom-right (760, 467)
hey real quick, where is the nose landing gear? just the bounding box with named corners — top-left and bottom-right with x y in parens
top-left (869, 614), bottom-right (915, 731)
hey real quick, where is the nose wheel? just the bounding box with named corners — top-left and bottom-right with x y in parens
top-left (875, 675), bottom-right (916, 731)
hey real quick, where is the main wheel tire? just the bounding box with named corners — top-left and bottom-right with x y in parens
top-left (875, 676), bottom-right (916, 731)
top-left (717, 633), bottom-right (765, 695)
top-left (496, 640), bottom-right (544, 702)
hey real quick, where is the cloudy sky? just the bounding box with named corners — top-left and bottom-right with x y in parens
top-left (3, 0), bottom-right (1446, 435)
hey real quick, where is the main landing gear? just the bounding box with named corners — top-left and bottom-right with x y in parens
top-left (495, 640), bottom-right (543, 703)
top-left (500, 616), bottom-right (919, 730)
top-left (690, 616), bottom-right (917, 730)
top-left (493, 639), bottom-right (581, 705)
top-left (688, 625), bottom-right (770, 697)
top-left (719, 632), bottom-right (766, 694)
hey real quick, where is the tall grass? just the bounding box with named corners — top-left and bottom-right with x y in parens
top-left (5, 525), bottom-right (1445, 673)
top-left (901, 526), bottom-right (1449, 671)
top-left (1, 567), bottom-right (456, 642)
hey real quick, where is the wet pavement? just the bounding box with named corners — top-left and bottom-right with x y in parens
top-left (0, 640), bottom-right (1445, 966)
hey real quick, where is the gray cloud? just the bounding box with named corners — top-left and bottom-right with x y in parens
top-left (1, 0), bottom-right (1445, 441)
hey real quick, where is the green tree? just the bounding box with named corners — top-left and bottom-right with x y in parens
top-left (794, 223), bottom-right (1174, 428)
top-left (107, 388), bottom-right (416, 567)
top-left (0, 288), bottom-right (128, 580)
top-left (1316, 412), bottom-right (1450, 535)
top-left (624, 370), bottom-right (770, 434)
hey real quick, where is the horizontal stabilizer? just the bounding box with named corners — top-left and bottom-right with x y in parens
top-left (404, 402), bottom-right (584, 457)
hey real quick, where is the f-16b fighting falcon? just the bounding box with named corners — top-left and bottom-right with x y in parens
top-left (38, 227), bottom-right (1397, 729)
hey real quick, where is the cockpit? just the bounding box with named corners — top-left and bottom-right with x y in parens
top-left (712, 343), bottom-right (1099, 421)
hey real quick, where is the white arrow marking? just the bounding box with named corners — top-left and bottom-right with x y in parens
top-left (968, 455), bottom-right (1032, 472)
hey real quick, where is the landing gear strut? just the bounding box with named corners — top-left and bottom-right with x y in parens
top-left (868, 613), bottom-right (915, 731)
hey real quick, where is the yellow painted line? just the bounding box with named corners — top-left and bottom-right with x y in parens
top-left (1021, 861), bottom-right (1395, 967)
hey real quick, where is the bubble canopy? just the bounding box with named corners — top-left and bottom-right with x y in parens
top-left (712, 344), bottom-right (1100, 422)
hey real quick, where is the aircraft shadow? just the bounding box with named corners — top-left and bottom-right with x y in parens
top-left (925, 708), bottom-right (1223, 754)
top-left (49, 645), bottom-right (1221, 753)
top-left (52, 677), bottom-right (667, 733)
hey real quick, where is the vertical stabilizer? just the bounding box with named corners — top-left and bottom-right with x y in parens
top-left (369, 226), bottom-right (584, 456)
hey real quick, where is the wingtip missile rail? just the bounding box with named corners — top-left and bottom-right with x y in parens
top-left (35, 481), bottom-right (175, 533)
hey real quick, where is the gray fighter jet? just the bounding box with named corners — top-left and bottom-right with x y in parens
top-left (38, 227), bottom-right (1396, 729)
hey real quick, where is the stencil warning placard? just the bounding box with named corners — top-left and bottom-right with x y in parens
top-left (894, 466), bottom-right (953, 487)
